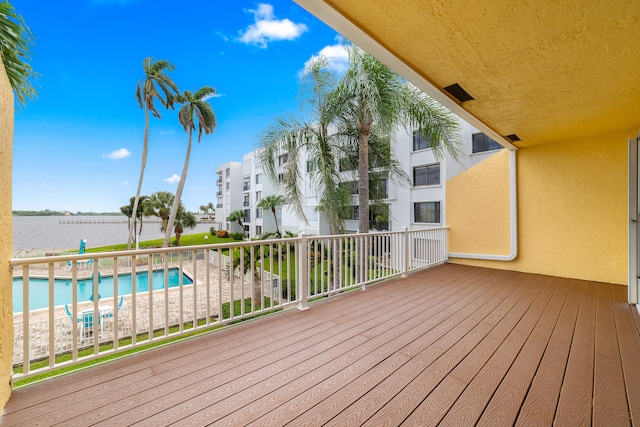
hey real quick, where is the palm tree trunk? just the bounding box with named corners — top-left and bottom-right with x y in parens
top-left (163, 131), bottom-right (192, 247)
top-left (358, 132), bottom-right (370, 234)
top-left (129, 106), bottom-right (150, 250)
top-left (272, 207), bottom-right (279, 235)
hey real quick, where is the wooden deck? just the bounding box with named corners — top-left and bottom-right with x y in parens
top-left (2, 263), bottom-right (640, 426)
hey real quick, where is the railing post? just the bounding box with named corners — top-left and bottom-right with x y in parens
top-left (402, 226), bottom-right (409, 278)
top-left (297, 232), bottom-right (309, 310)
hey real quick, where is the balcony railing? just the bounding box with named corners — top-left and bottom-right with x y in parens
top-left (9, 228), bottom-right (447, 379)
top-left (243, 183), bottom-right (251, 191)
top-left (216, 191), bottom-right (222, 196)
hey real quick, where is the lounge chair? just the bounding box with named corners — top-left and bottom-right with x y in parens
top-left (101, 296), bottom-right (124, 319)
top-left (65, 303), bottom-right (100, 336)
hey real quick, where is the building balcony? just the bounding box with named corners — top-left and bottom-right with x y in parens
top-left (243, 183), bottom-right (251, 192)
top-left (5, 228), bottom-right (640, 425)
top-left (243, 201), bottom-right (250, 207)
top-left (216, 191), bottom-right (222, 196)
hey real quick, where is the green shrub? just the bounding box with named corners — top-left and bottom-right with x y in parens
top-left (229, 231), bottom-right (244, 240)
top-left (216, 230), bottom-right (229, 238)
top-left (210, 226), bottom-right (217, 235)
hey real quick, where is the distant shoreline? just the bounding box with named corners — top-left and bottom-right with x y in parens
top-left (13, 211), bottom-right (124, 217)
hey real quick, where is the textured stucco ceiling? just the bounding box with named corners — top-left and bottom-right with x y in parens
top-left (296, 0), bottom-right (640, 147)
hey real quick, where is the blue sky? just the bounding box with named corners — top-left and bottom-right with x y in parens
top-left (11, 0), bottom-right (347, 213)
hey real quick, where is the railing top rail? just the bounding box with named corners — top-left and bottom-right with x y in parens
top-left (10, 227), bottom-right (450, 267)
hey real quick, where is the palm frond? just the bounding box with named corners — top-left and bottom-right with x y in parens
top-left (0, 0), bottom-right (37, 106)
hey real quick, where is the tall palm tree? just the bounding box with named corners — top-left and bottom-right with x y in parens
top-left (259, 57), bottom-right (347, 234)
top-left (257, 194), bottom-right (283, 236)
top-left (0, 0), bottom-right (37, 106)
top-left (147, 191), bottom-right (174, 233)
top-left (335, 45), bottom-right (462, 233)
top-left (129, 57), bottom-right (179, 249)
top-left (163, 86), bottom-right (217, 248)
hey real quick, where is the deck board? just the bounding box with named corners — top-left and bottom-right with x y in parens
top-left (593, 283), bottom-right (630, 426)
top-left (1, 264), bottom-right (638, 427)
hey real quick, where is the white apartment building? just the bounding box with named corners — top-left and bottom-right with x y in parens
top-left (215, 161), bottom-right (243, 233)
top-left (215, 118), bottom-right (503, 238)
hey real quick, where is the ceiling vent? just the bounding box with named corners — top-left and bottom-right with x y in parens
top-left (443, 83), bottom-right (474, 102)
top-left (505, 134), bottom-right (521, 142)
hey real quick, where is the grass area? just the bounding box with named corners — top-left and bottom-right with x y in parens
top-left (13, 298), bottom-right (275, 388)
top-left (84, 232), bottom-right (239, 253)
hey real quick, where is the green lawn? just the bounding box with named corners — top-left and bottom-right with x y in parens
top-left (84, 232), bottom-right (239, 253)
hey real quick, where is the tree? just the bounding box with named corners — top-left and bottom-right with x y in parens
top-left (257, 194), bottom-right (284, 236)
top-left (335, 45), bottom-right (461, 233)
top-left (129, 57), bottom-right (178, 250)
top-left (172, 209), bottom-right (197, 246)
top-left (147, 191), bottom-right (174, 233)
top-left (199, 205), bottom-right (208, 215)
top-left (259, 57), bottom-right (347, 234)
top-left (163, 86), bottom-right (217, 248)
top-left (227, 210), bottom-right (244, 229)
top-left (120, 195), bottom-right (149, 238)
top-left (0, 0), bottom-right (37, 106)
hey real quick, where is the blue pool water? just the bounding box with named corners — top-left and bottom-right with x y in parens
top-left (13, 268), bottom-right (193, 312)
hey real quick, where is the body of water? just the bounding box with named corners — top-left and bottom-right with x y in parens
top-left (13, 268), bottom-right (193, 312)
top-left (13, 215), bottom-right (217, 253)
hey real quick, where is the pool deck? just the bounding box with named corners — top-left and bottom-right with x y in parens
top-left (3, 264), bottom-right (640, 426)
top-left (11, 259), bottom-right (252, 365)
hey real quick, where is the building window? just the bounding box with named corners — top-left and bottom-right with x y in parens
top-left (256, 208), bottom-right (263, 218)
top-left (472, 132), bottom-right (503, 153)
top-left (339, 157), bottom-right (356, 172)
top-left (414, 202), bottom-right (441, 224)
top-left (243, 209), bottom-right (251, 222)
top-left (226, 168), bottom-right (230, 177)
top-left (256, 191), bottom-right (262, 201)
top-left (256, 225), bottom-right (262, 235)
top-left (348, 206), bottom-right (359, 220)
top-left (371, 177), bottom-right (388, 198)
top-left (413, 164), bottom-right (440, 186)
top-left (278, 173), bottom-right (285, 183)
top-left (243, 194), bottom-right (249, 207)
top-left (278, 154), bottom-right (289, 166)
top-left (243, 181), bottom-right (250, 191)
top-left (306, 160), bottom-right (316, 173)
top-left (413, 130), bottom-right (432, 151)
top-left (226, 182), bottom-right (230, 190)
top-left (255, 173), bottom-right (262, 184)
top-left (340, 181), bottom-right (359, 195)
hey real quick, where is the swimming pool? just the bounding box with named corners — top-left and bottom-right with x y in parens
top-left (13, 268), bottom-right (193, 312)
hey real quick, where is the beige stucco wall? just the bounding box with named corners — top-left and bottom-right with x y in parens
top-left (0, 61), bottom-right (14, 410)
top-left (447, 133), bottom-right (629, 285)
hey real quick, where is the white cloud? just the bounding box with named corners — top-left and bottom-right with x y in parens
top-left (103, 148), bottom-right (131, 160)
top-left (238, 3), bottom-right (308, 48)
top-left (303, 43), bottom-right (349, 75)
top-left (159, 131), bottom-right (174, 135)
top-left (165, 174), bottom-right (180, 184)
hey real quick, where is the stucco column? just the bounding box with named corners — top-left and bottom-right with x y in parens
top-left (0, 59), bottom-right (15, 411)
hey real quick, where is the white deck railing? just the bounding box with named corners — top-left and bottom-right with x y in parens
top-left (9, 228), bottom-right (448, 379)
